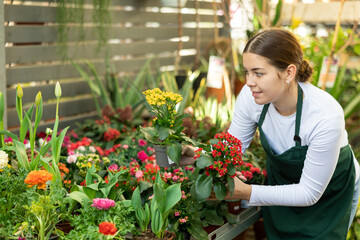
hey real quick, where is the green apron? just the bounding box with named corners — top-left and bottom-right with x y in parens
top-left (258, 85), bottom-right (355, 240)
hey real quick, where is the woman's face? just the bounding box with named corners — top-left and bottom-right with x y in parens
top-left (243, 52), bottom-right (288, 106)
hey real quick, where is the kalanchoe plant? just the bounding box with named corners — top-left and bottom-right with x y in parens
top-left (139, 88), bottom-right (197, 166)
top-left (191, 131), bottom-right (243, 202)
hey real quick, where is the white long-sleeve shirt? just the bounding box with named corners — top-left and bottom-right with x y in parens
top-left (228, 82), bottom-right (359, 207)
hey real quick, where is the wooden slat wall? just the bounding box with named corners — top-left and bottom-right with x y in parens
top-left (3, 0), bottom-right (223, 132)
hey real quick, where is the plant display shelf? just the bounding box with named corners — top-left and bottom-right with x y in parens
top-left (198, 206), bottom-right (262, 240)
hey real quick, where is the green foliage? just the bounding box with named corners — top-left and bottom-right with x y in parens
top-left (69, 165), bottom-right (127, 204)
top-left (72, 57), bottom-right (153, 122)
top-left (150, 171), bottom-right (182, 239)
top-left (126, 186), bottom-right (151, 232)
top-left (66, 200), bottom-right (136, 239)
top-left (0, 167), bottom-right (29, 238)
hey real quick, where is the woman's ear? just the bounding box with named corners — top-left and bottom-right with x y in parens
top-left (285, 64), bottom-right (297, 83)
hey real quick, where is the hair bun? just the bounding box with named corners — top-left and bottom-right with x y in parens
top-left (298, 59), bottom-right (313, 82)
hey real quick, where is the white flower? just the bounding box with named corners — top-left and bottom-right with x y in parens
top-left (0, 150), bottom-right (9, 169)
top-left (38, 138), bottom-right (47, 146)
top-left (89, 146), bottom-right (96, 153)
top-left (77, 146), bottom-right (86, 152)
top-left (67, 155), bottom-right (77, 164)
top-left (46, 128), bottom-right (53, 135)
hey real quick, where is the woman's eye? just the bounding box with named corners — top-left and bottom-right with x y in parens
top-left (256, 72), bottom-right (263, 77)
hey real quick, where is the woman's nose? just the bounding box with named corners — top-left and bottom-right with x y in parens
top-left (246, 74), bottom-right (255, 87)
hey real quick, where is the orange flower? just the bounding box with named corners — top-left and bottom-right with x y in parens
top-left (24, 170), bottom-right (53, 190)
top-left (99, 221), bottom-right (117, 235)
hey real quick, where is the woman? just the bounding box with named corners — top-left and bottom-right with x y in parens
top-left (227, 28), bottom-right (360, 239)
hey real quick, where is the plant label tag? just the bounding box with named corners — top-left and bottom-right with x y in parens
top-left (167, 156), bottom-right (175, 165)
top-left (318, 56), bottom-right (339, 88)
top-left (207, 56), bottom-right (225, 89)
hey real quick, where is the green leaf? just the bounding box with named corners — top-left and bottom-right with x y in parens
top-left (194, 174), bottom-right (213, 201)
top-left (227, 177), bottom-right (235, 196)
top-left (158, 126), bottom-right (170, 141)
top-left (213, 181), bottom-right (227, 200)
top-left (83, 183), bottom-right (100, 200)
top-left (196, 154), bottom-right (213, 169)
top-left (167, 142), bottom-right (182, 166)
top-left (139, 126), bottom-right (159, 142)
top-left (344, 94), bottom-right (360, 119)
top-left (163, 183), bottom-right (182, 214)
top-left (13, 139), bottom-right (31, 170)
top-left (154, 183), bottom-right (165, 213)
top-left (34, 98), bottom-right (43, 130)
top-left (187, 222), bottom-right (209, 240)
top-left (131, 187), bottom-right (142, 209)
top-left (272, 0), bottom-right (282, 26)
top-left (151, 208), bottom-right (163, 237)
top-left (19, 105), bottom-right (34, 142)
top-left (68, 191), bottom-right (90, 205)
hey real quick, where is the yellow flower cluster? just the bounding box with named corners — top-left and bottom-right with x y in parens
top-left (143, 88), bottom-right (183, 106)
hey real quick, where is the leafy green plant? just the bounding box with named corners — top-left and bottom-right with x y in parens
top-left (65, 199), bottom-right (136, 239)
top-left (11, 183), bottom-right (72, 240)
top-left (191, 132), bottom-right (243, 202)
top-left (245, 0), bottom-right (283, 38)
top-left (150, 171), bottom-right (182, 239)
top-left (161, 69), bottom-right (202, 114)
top-left (72, 57), bottom-right (154, 122)
top-left (139, 88), bottom-right (197, 165)
top-left (40, 82), bottom-right (70, 186)
top-left (0, 85), bottom-right (52, 171)
top-left (69, 164), bottom-right (127, 205)
top-left (127, 186), bottom-right (151, 233)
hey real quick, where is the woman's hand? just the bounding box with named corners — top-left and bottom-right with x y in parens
top-left (179, 145), bottom-right (198, 166)
top-left (208, 177), bottom-right (252, 201)
top-left (227, 177), bottom-right (252, 201)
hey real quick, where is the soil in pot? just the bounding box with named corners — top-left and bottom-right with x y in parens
top-left (133, 229), bottom-right (175, 240)
top-left (56, 221), bottom-right (74, 234)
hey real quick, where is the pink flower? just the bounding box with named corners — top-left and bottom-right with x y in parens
top-left (147, 147), bottom-right (155, 153)
top-left (91, 198), bottom-right (115, 210)
top-left (163, 172), bottom-right (172, 179)
top-left (138, 139), bottom-right (147, 146)
top-left (175, 211), bottom-right (180, 216)
top-left (135, 170), bottom-right (144, 178)
top-left (172, 175), bottom-right (179, 181)
top-left (122, 145), bottom-right (129, 149)
top-left (108, 164), bottom-right (119, 172)
top-left (137, 151), bottom-right (148, 162)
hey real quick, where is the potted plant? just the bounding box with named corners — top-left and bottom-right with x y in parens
top-left (139, 88), bottom-right (197, 167)
top-left (191, 131), bottom-right (243, 202)
top-left (127, 171), bottom-right (181, 239)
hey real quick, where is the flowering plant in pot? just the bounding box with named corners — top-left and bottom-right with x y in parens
top-left (139, 88), bottom-right (197, 167)
top-left (191, 131), bottom-right (243, 202)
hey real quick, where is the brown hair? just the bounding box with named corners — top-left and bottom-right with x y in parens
top-left (243, 28), bottom-right (313, 82)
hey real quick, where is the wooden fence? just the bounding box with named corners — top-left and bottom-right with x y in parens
top-left (1, 0), bottom-right (225, 133)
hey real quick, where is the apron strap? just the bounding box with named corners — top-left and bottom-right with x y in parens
top-left (258, 103), bottom-right (270, 128)
top-left (294, 85), bottom-right (303, 147)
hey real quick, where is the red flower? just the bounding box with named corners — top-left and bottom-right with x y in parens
top-left (103, 128), bottom-right (121, 141)
top-left (99, 221), bottom-right (117, 235)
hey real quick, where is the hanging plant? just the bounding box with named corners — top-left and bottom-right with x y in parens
top-left (57, 0), bottom-right (85, 60)
top-left (56, 0), bottom-right (111, 60)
